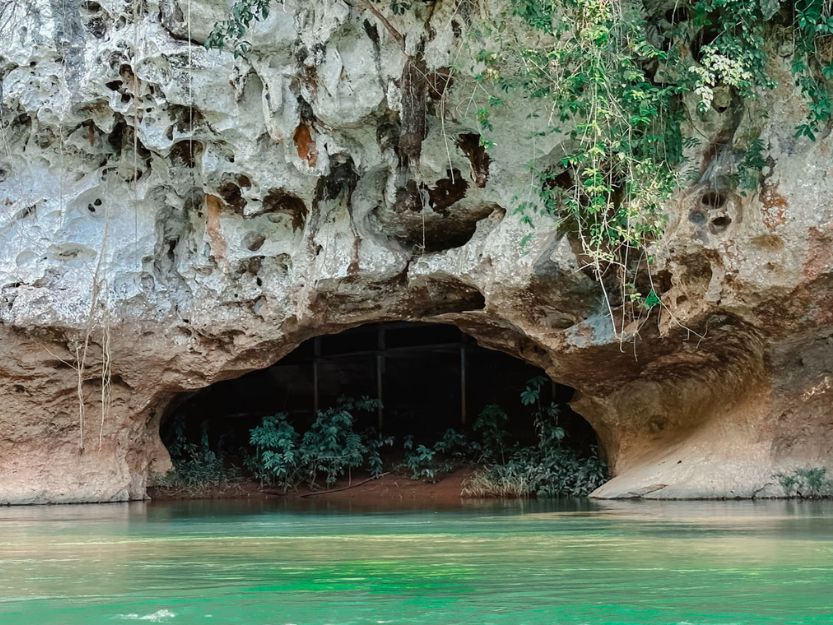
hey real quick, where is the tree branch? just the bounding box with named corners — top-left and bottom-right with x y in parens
top-left (347, 0), bottom-right (406, 51)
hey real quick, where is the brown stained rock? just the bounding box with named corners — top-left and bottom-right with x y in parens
top-left (456, 133), bottom-right (491, 188)
top-left (217, 181), bottom-right (246, 214)
top-left (425, 168), bottom-right (468, 213)
top-left (293, 123), bottom-right (318, 167)
top-left (803, 226), bottom-right (833, 281)
top-left (169, 140), bottom-right (202, 168)
top-left (426, 67), bottom-right (453, 101)
top-left (761, 180), bottom-right (788, 229)
top-left (399, 56), bottom-right (428, 165)
top-left (205, 195), bottom-right (227, 264)
top-left (261, 189), bottom-right (308, 230)
top-left (750, 234), bottom-right (785, 251)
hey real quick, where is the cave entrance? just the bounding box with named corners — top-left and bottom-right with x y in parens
top-left (158, 322), bottom-right (601, 496)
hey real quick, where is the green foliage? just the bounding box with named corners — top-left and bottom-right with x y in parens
top-left (401, 429), bottom-right (475, 482)
top-left (300, 402), bottom-right (367, 487)
top-left (689, 0), bottom-right (774, 108)
top-left (207, 0), bottom-right (415, 54)
top-left (431, 428), bottom-right (474, 460)
top-left (462, 446), bottom-right (607, 498)
top-left (467, 0), bottom-right (833, 331)
top-left (474, 404), bottom-right (510, 463)
top-left (735, 138), bottom-right (767, 192)
top-left (364, 429), bottom-right (395, 478)
top-left (206, 0), bottom-right (270, 56)
top-left (403, 436), bottom-right (447, 482)
top-left (248, 397), bottom-right (387, 489)
top-left (520, 375), bottom-right (548, 406)
top-left (687, 1), bottom-right (833, 140)
top-left (644, 289), bottom-right (661, 309)
top-left (791, 0), bottom-right (833, 139)
top-left (399, 376), bottom-right (606, 496)
top-left (462, 376), bottom-right (607, 498)
top-left (774, 467), bottom-right (833, 499)
top-left (156, 419), bottom-right (241, 489)
top-left (480, 0), bottom-right (683, 286)
top-left (378, 0), bottom-right (412, 15)
top-left (248, 413), bottom-right (301, 489)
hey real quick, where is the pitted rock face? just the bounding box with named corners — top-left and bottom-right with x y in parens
top-left (0, 0), bottom-right (831, 503)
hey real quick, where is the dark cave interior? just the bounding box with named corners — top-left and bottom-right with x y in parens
top-left (162, 322), bottom-right (598, 460)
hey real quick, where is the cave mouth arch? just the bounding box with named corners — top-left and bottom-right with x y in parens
top-left (156, 321), bottom-right (601, 495)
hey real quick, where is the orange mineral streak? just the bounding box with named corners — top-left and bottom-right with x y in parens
top-left (294, 123), bottom-right (318, 167)
top-left (205, 194), bottom-right (227, 264)
top-left (761, 181), bottom-right (788, 229)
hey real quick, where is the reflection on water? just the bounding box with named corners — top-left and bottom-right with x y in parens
top-left (0, 498), bottom-right (831, 624)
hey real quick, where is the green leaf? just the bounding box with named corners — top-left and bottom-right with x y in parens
top-left (795, 123), bottom-right (817, 141)
top-left (644, 289), bottom-right (661, 309)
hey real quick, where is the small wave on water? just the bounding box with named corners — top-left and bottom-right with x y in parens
top-left (116, 609), bottom-right (176, 621)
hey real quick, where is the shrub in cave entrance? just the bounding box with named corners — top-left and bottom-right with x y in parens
top-left (154, 322), bottom-right (606, 497)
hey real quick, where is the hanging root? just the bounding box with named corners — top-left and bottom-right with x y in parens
top-left (75, 344), bottom-right (86, 452)
top-left (98, 293), bottom-right (112, 451)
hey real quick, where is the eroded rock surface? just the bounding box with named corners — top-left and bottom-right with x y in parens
top-left (0, 0), bottom-right (831, 503)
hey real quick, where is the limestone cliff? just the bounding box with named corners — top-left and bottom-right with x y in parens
top-left (0, 0), bottom-right (831, 503)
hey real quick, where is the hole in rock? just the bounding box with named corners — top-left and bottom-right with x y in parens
top-left (158, 322), bottom-right (603, 498)
top-left (243, 232), bottom-right (266, 252)
top-left (688, 209), bottom-right (707, 225)
top-left (85, 14), bottom-right (107, 38)
top-left (262, 188), bottom-right (308, 230)
top-left (217, 181), bottom-right (246, 213)
top-left (701, 190), bottom-right (728, 209)
top-left (691, 27), bottom-right (720, 62)
top-left (664, 5), bottom-right (690, 23)
top-left (170, 106), bottom-right (205, 135)
top-left (709, 215), bottom-right (732, 233)
top-left (362, 19), bottom-right (380, 46)
top-left (387, 203), bottom-right (496, 253)
top-left (543, 168), bottom-right (574, 192)
top-left (169, 140), bottom-right (203, 168)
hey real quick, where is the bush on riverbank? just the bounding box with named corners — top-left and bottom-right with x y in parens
top-left (248, 398), bottom-right (392, 490)
top-left (774, 467), bottom-right (833, 499)
top-left (462, 377), bottom-right (607, 497)
top-left (152, 421), bottom-right (242, 490)
top-left (461, 446), bottom-right (607, 498)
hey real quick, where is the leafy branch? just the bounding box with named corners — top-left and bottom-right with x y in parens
top-left (206, 0), bottom-right (409, 54)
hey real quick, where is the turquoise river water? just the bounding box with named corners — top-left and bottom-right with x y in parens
top-left (1, 498), bottom-right (831, 625)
